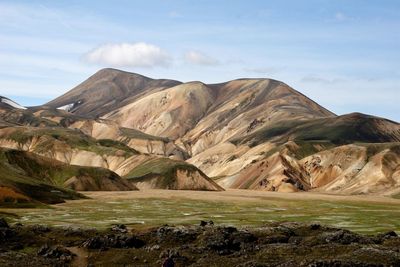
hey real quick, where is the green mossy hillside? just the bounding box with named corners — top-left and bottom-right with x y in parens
top-left (120, 127), bottom-right (169, 142)
top-left (0, 149), bottom-right (84, 206)
top-left (4, 149), bottom-right (122, 187)
top-left (2, 126), bottom-right (139, 157)
top-left (125, 158), bottom-right (204, 188)
top-left (125, 158), bottom-right (197, 178)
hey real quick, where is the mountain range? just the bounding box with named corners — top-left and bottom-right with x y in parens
top-left (1, 68), bottom-right (399, 205)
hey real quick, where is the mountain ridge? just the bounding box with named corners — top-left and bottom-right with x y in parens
top-left (1, 68), bottom-right (399, 196)
top-left (45, 68), bottom-right (182, 118)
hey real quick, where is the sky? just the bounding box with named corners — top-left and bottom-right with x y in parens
top-left (0, 0), bottom-right (399, 121)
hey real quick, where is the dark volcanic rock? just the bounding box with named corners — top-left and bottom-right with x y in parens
top-left (199, 220), bottom-right (214, 227)
top-left (377, 230), bottom-right (398, 241)
top-left (324, 229), bottom-right (372, 245)
top-left (305, 259), bottom-right (384, 267)
top-left (162, 257), bottom-right (175, 267)
top-left (201, 226), bottom-right (257, 255)
top-left (62, 226), bottom-right (85, 237)
top-left (0, 221), bottom-right (15, 243)
top-left (0, 218), bottom-right (13, 242)
top-left (0, 228), bottom-right (14, 242)
top-left (111, 224), bottom-right (127, 233)
top-left (160, 249), bottom-right (189, 266)
top-left (82, 234), bottom-right (145, 249)
top-left (30, 225), bottom-right (51, 234)
top-left (1, 222), bottom-right (400, 266)
top-left (0, 218), bottom-right (9, 228)
top-left (155, 226), bottom-right (199, 244)
top-left (37, 244), bottom-right (75, 262)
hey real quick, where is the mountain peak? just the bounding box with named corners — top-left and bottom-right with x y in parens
top-left (93, 68), bottom-right (152, 79)
top-left (45, 69), bottom-right (182, 117)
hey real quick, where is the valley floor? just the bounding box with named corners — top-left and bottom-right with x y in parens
top-left (82, 189), bottom-right (400, 204)
top-left (2, 190), bottom-right (400, 234)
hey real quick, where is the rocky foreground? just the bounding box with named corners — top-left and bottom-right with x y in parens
top-left (0, 218), bottom-right (399, 266)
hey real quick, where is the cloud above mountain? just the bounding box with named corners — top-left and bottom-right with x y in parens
top-left (84, 42), bottom-right (171, 68)
top-left (184, 51), bottom-right (219, 66)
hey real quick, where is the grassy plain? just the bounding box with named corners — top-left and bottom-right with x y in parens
top-left (2, 189), bottom-right (400, 234)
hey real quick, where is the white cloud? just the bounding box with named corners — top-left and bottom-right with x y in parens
top-left (168, 11), bottom-right (181, 18)
top-left (301, 75), bottom-right (345, 84)
top-left (244, 67), bottom-right (282, 75)
top-left (184, 51), bottom-right (220, 66)
top-left (84, 42), bottom-right (172, 68)
top-left (334, 12), bottom-right (355, 22)
top-left (335, 12), bottom-right (346, 21)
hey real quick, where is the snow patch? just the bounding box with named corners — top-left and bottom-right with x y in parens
top-left (0, 97), bottom-right (26, 109)
top-left (57, 100), bottom-right (82, 112)
top-left (57, 103), bottom-right (74, 111)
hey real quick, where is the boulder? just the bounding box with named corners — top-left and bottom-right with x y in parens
top-left (0, 218), bottom-right (9, 228)
top-left (37, 244), bottom-right (75, 262)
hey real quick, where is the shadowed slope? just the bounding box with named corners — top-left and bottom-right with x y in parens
top-left (233, 113), bottom-right (400, 146)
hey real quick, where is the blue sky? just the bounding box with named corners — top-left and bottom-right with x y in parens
top-left (0, 0), bottom-right (399, 121)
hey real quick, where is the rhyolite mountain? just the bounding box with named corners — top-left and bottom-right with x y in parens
top-left (1, 68), bottom-right (399, 198)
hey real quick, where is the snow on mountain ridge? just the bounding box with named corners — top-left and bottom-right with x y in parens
top-left (0, 96), bottom-right (26, 109)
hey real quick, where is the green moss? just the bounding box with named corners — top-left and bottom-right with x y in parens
top-left (3, 149), bottom-right (120, 187)
top-left (231, 120), bottom-right (301, 146)
top-left (4, 195), bottom-right (400, 234)
top-left (7, 127), bottom-right (93, 147)
top-left (0, 110), bottom-right (59, 127)
top-left (125, 158), bottom-right (200, 188)
top-left (262, 146), bottom-right (282, 158)
top-left (120, 127), bottom-right (169, 142)
top-left (351, 143), bottom-right (400, 160)
top-left (96, 139), bottom-right (139, 154)
top-left (289, 141), bottom-right (335, 160)
top-left (5, 127), bottom-right (138, 157)
top-left (125, 158), bottom-right (195, 178)
top-left (0, 148), bottom-right (115, 206)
